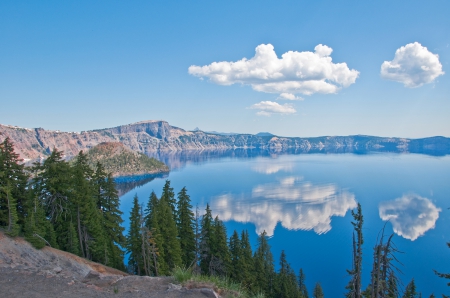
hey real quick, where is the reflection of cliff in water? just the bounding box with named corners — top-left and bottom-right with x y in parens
top-left (145, 141), bottom-right (448, 171)
top-left (114, 173), bottom-right (169, 197)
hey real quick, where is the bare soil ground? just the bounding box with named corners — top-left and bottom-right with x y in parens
top-left (0, 232), bottom-right (218, 297)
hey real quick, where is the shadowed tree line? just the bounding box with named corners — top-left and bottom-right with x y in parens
top-left (0, 136), bottom-right (448, 297)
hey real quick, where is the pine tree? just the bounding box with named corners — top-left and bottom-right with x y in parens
top-left (229, 230), bottom-right (242, 281)
top-left (95, 170), bottom-right (125, 269)
top-left (71, 151), bottom-right (106, 262)
top-left (145, 191), bottom-right (167, 275)
top-left (32, 149), bottom-right (72, 251)
top-left (127, 194), bottom-right (143, 275)
top-left (200, 204), bottom-right (214, 275)
top-left (176, 187), bottom-right (196, 268)
top-left (274, 250), bottom-right (300, 298)
top-left (161, 180), bottom-right (176, 220)
top-left (298, 268), bottom-right (309, 298)
top-left (0, 137), bottom-right (28, 235)
top-left (240, 230), bottom-right (254, 290)
top-left (402, 279), bottom-right (419, 298)
top-left (346, 203), bottom-right (364, 298)
top-left (157, 193), bottom-right (182, 273)
top-left (253, 230), bottom-right (275, 296)
top-left (313, 282), bottom-right (324, 298)
top-left (210, 216), bottom-right (231, 276)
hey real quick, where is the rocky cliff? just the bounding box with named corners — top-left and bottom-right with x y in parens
top-left (1, 120), bottom-right (449, 160)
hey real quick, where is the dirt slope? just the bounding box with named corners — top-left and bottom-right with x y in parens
top-left (0, 232), bottom-right (218, 297)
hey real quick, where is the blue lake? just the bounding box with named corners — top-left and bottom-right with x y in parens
top-left (118, 151), bottom-right (450, 296)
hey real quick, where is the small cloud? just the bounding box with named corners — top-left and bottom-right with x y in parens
top-left (380, 42), bottom-right (444, 88)
top-left (189, 43), bottom-right (359, 97)
top-left (379, 193), bottom-right (441, 241)
top-left (277, 93), bottom-right (303, 101)
top-left (251, 160), bottom-right (293, 174)
top-left (249, 101), bottom-right (296, 116)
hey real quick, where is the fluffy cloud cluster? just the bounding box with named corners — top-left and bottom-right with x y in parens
top-left (248, 101), bottom-right (296, 116)
top-left (379, 194), bottom-right (441, 241)
top-left (380, 42), bottom-right (444, 88)
top-left (189, 44), bottom-right (360, 96)
top-left (209, 176), bottom-right (357, 236)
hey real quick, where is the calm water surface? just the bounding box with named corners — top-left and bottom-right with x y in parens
top-left (118, 152), bottom-right (450, 296)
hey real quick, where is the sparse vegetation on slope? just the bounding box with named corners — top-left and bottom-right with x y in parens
top-left (85, 142), bottom-right (169, 177)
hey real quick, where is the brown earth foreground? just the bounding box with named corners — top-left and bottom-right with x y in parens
top-left (0, 232), bottom-right (219, 297)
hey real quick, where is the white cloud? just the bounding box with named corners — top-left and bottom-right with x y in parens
top-left (209, 177), bottom-right (357, 236)
top-left (189, 43), bottom-right (359, 96)
top-left (379, 193), bottom-right (441, 241)
top-left (249, 101), bottom-right (296, 116)
top-left (251, 161), bottom-right (293, 174)
top-left (380, 42), bottom-right (444, 88)
top-left (277, 93), bottom-right (303, 101)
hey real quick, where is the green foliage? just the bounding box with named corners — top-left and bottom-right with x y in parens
top-left (126, 194), bottom-right (143, 275)
top-left (85, 142), bottom-right (168, 177)
top-left (313, 282), bottom-right (324, 298)
top-left (402, 278), bottom-right (420, 298)
top-left (253, 230), bottom-right (275, 297)
top-left (200, 204), bottom-right (214, 275)
top-left (0, 137), bottom-right (28, 235)
top-left (298, 268), bottom-right (309, 298)
top-left (176, 187), bottom-right (196, 268)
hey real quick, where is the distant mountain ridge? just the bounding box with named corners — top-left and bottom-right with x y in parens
top-left (1, 120), bottom-right (449, 160)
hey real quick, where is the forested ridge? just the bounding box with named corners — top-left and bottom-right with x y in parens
top-left (0, 136), bottom-right (448, 297)
top-left (84, 142), bottom-right (169, 177)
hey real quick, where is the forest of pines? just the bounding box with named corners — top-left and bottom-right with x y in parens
top-left (0, 136), bottom-right (448, 297)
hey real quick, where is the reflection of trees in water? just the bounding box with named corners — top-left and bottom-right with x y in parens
top-left (114, 173), bottom-right (169, 197)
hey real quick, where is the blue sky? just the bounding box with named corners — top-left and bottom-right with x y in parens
top-left (1, 1), bottom-right (449, 138)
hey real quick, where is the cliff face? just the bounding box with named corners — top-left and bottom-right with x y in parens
top-left (1, 120), bottom-right (449, 160)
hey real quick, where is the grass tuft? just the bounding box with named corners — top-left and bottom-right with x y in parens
top-left (171, 267), bottom-right (264, 298)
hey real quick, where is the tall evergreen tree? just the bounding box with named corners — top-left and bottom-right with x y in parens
top-left (127, 194), bottom-right (143, 275)
top-left (200, 204), bottom-right (214, 275)
top-left (274, 250), bottom-right (300, 298)
top-left (346, 203), bottom-right (364, 298)
top-left (253, 230), bottom-right (275, 297)
top-left (31, 148), bottom-right (72, 251)
top-left (240, 230), bottom-right (254, 290)
top-left (0, 137), bottom-right (28, 235)
top-left (161, 180), bottom-right (176, 220)
top-left (402, 279), bottom-right (419, 298)
top-left (156, 193), bottom-right (182, 273)
top-left (145, 191), bottom-right (167, 275)
top-left (176, 187), bottom-right (196, 268)
top-left (72, 151), bottom-right (105, 261)
top-left (210, 216), bottom-right (231, 276)
top-left (298, 268), bottom-right (309, 298)
top-left (96, 171), bottom-right (125, 269)
top-left (313, 282), bottom-right (324, 298)
top-left (229, 230), bottom-right (242, 281)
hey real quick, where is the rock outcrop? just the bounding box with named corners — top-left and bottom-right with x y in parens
top-left (1, 120), bottom-right (449, 160)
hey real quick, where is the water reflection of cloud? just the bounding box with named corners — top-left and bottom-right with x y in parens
top-left (379, 194), bottom-right (441, 241)
top-left (210, 176), bottom-right (357, 236)
top-left (251, 161), bottom-right (293, 174)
